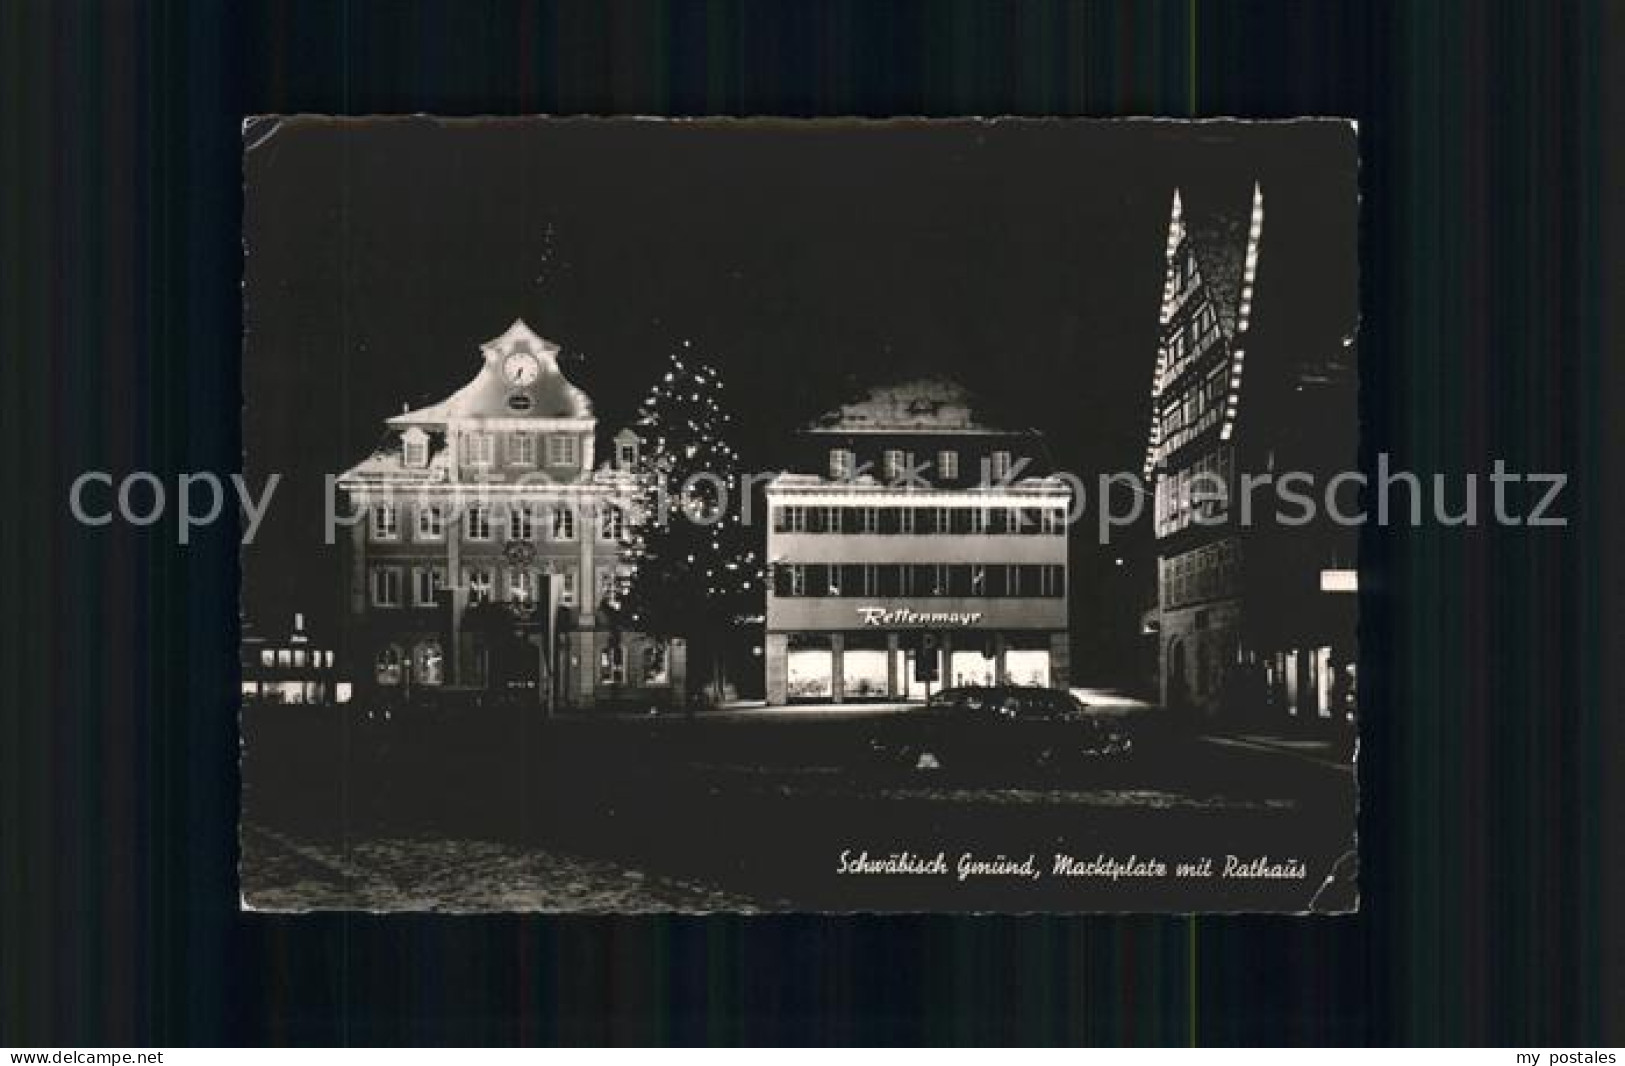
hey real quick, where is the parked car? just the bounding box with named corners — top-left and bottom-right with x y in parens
top-left (864, 685), bottom-right (1133, 779)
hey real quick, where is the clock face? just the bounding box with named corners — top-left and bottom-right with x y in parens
top-left (502, 351), bottom-right (540, 386)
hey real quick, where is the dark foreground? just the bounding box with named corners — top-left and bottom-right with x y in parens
top-left (241, 705), bottom-right (1358, 913)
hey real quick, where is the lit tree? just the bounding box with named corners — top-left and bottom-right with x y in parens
top-left (611, 343), bottom-right (763, 699)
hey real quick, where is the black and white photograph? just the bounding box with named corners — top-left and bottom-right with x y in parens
top-left (239, 116), bottom-right (1359, 913)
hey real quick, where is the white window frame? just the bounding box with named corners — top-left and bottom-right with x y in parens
top-left (508, 568), bottom-right (533, 603)
top-left (414, 566), bottom-right (443, 606)
top-left (371, 567), bottom-right (401, 608)
top-left (466, 504), bottom-right (492, 541)
top-left (829, 448), bottom-right (854, 481)
top-left (547, 434), bottom-right (579, 468)
top-left (402, 432), bottom-right (428, 469)
top-left (508, 503), bottom-right (534, 541)
top-left (788, 564), bottom-right (807, 597)
top-left (882, 449), bottom-right (905, 482)
top-left (937, 450), bottom-right (959, 480)
top-left (551, 505), bottom-right (576, 542)
top-left (465, 432), bottom-right (494, 466)
top-left (559, 566), bottom-right (578, 607)
top-left (599, 505), bottom-right (624, 542)
top-left (466, 567), bottom-right (493, 604)
top-left (370, 503), bottom-right (398, 541)
top-left (509, 432), bottom-right (536, 466)
top-left (415, 503), bottom-right (443, 540)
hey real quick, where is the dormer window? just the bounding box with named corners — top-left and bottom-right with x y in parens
top-left (990, 450), bottom-right (1013, 482)
top-left (829, 448), bottom-right (855, 481)
top-left (615, 434), bottom-right (639, 469)
top-left (882, 449), bottom-right (906, 482)
top-left (401, 428), bottom-right (429, 469)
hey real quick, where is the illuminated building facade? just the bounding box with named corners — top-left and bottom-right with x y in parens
top-left (335, 319), bottom-right (684, 709)
top-left (765, 380), bottom-right (1071, 704)
top-left (1144, 185), bottom-right (1357, 724)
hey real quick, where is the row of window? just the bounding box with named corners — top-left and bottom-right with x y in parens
top-left (828, 448), bottom-right (1012, 482)
top-left (370, 502), bottom-right (624, 543)
top-left (373, 639), bottom-right (666, 688)
top-left (452, 431), bottom-right (581, 469)
top-left (1160, 538), bottom-right (1240, 609)
top-left (773, 505), bottom-right (1067, 536)
top-left (253, 647), bottom-right (335, 669)
top-left (376, 641), bottom-right (445, 685)
top-left (772, 563), bottom-right (1066, 599)
top-left (369, 563), bottom-right (627, 609)
top-left (1155, 445), bottom-right (1234, 537)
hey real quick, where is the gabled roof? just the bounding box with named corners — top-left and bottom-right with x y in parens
top-left (1180, 181), bottom-right (1265, 342)
top-left (389, 318), bottom-right (593, 428)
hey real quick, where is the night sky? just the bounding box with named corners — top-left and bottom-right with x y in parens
top-left (243, 117), bottom-right (1357, 659)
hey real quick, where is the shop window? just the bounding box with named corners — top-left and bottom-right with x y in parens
top-left (599, 644), bottom-right (626, 686)
top-left (643, 643), bottom-right (670, 685)
top-left (787, 649), bottom-right (833, 699)
top-left (375, 646), bottom-right (403, 686)
top-left (414, 642), bottom-right (444, 686)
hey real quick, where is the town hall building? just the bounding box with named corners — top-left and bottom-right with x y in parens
top-left (335, 319), bottom-right (684, 710)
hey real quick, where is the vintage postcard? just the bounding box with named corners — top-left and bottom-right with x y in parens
top-left (240, 117), bottom-right (1358, 913)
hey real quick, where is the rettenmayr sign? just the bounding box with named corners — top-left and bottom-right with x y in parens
top-left (858, 607), bottom-right (983, 627)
